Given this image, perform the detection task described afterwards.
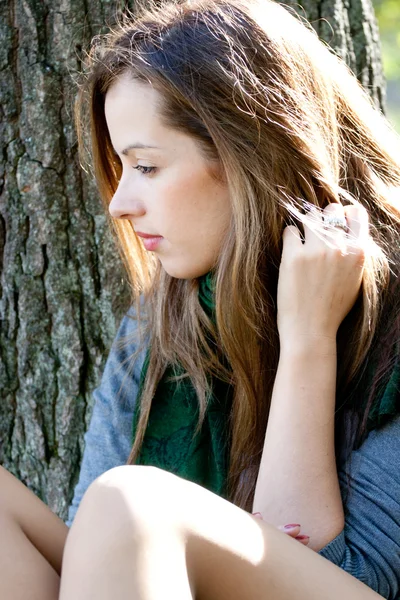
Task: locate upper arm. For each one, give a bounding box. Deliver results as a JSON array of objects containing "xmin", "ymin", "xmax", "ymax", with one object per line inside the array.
[
  {"xmin": 65, "ymin": 305, "xmax": 147, "ymax": 528},
  {"xmin": 318, "ymin": 415, "xmax": 400, "ymax": 599}
]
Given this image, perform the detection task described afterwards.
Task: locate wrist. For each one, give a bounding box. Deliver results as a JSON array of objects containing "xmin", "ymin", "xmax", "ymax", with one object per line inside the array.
[
  {"xmin": 277, "ymin": 315, "xmax": 340, "ymax": 344},
  {"xmin": 279, "ymin": 333, "xmax": 337, "ymax": 357}
]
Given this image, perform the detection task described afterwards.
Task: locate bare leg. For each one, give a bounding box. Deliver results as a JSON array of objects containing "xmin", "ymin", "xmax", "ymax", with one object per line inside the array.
[
  {"xmin": 60, "ymin": 465, "xmax": 384, "ymax": 600},
  {"xmin": 0, "ymin": 465, "xmax": 69, "ymax": 599},
  {"xmin": 60, "ymin": 466, "xmax": 195, "ymax": 599}
]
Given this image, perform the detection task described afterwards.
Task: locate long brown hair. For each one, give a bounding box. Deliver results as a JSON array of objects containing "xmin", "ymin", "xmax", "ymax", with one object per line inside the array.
[{"xmin": 75, "ymin": 0, "xmax": 400, "ymax": 512}]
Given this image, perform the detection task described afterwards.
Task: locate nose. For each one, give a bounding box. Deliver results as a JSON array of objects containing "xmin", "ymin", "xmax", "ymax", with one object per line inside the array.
[{"xmin": 108, "ymin": 185, "xmax": 146, "ymax": 220}]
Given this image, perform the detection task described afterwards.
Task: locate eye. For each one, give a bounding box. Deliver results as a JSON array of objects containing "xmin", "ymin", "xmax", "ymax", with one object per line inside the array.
[{"xmin": 133, "ymin": 165, "xmax": 156, "ymax": 175}]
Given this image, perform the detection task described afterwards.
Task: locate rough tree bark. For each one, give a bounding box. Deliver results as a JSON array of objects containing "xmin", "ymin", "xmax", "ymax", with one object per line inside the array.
[{"xmin": 0, "ymin": 0, "xmax": 386, "ymax": 522}]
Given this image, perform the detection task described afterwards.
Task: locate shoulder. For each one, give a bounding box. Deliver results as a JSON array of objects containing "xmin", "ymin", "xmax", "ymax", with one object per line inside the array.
[
  {"xmin": 110, "ymin": 297, "xmax": 150, "ymax": 360},
  {"xmin": 96, "ymin": 297, "xmax": 150, "ymax": 404}
]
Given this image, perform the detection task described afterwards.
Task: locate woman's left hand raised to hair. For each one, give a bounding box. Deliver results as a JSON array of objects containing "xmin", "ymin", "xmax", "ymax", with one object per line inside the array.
[{"xmin": 277, "ymin": 202, "xmax": 369, "ymax": 344}]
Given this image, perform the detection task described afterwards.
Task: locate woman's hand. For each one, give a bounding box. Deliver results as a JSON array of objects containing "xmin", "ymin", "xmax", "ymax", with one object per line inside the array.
[
  {"xmin": 252, "ymin": 513, "xmax": 310, "ymax": 546},
  {"xmin": 277, "ymin": 202, "xmax": 369, "ymax": 343},
  {"xmin": 277, "ymin": 523, "xmax": 310, "ymax": 546}
]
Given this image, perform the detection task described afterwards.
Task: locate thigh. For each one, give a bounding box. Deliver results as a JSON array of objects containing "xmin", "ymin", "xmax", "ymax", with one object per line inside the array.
[
  {"xmin": 185, "ymin": 497, "xmax": 382, "ymax": 600},
  {"xmin": 157, "ymin": 472, "xmax": 382, "ymax": 600},
  {"xmin": 89, "ymin": 465, "xmax": 383, "ymax": 600},
  {"xmin": 0, "ymin": 465, "xmax": 69, "ymax": 576},
  {"xmin": 0, "ymin": 514, "xmax": 60, "ymax": 600}
]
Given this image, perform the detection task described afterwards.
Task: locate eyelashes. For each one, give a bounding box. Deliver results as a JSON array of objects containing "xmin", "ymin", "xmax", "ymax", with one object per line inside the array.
[
  {"xmin": 133, "ymin": 165, "xmax": 156, "ymax": 175},
  {"xmin": 109, "ymin": 148, "xmax": 156, "ymax": 176}
]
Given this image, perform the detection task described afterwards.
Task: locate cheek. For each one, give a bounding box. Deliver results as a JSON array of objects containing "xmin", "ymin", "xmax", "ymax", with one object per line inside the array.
[
  {"xmin": 161, "ymin": 172, "xmax": 209, "ymax": 222},
  {"xmin": 157, "ymin": 163, "xmax": 230, "ymax": 245}
]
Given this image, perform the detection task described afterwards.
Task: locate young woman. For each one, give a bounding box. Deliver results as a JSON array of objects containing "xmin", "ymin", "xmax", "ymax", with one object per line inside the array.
[{"xmin": 1, "ymin": 0, "xmax": 399, "ymax": 598}]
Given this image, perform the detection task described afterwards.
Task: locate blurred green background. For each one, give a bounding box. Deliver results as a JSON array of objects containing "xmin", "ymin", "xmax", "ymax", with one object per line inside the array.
[{"xmin": 373, "ymin": 0, "xmax": 400, "ymax": 132}]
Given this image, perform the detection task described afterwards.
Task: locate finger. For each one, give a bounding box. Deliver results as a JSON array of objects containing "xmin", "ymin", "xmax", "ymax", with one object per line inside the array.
[
  {"xmin": 295, "ymin": 535, "xmax": 310, "ymax": 546},
  {"xmin": 322, "ymin": 202, "xmax": 347, "ymax": 236},
  {"xmin": 302, "ymin": 205, "xmax": 325, "ymax": 248},
  {"xmin": 323, "ymin": 201, "xmax": 345, "ymax": 217},
  {"xmin": 320, "ymin": 202, "xmax": 348, "ymax": 250},
  {"xmin": 323, "ymin": 202, "xmax": 346, "ymax": 221},
  {"xmin": 282, "ymin": 225, "xmax": 302, "ymax": 242},
  {"xmin": 277, "ymin": 524, "xmax": 301, "ymax": 537},
  {"xmin": 281, "ymin": 225, "xmax": 303, "ymax": 257},
  {"xmin": 344, "ymin": 203, "xmax": 369, "ymax": 242},
  {"xmin": 252, "ymin": 512, "xmax": 263, "ymax": 520}
]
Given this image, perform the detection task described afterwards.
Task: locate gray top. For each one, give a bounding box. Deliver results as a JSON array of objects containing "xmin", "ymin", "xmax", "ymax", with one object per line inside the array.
[{"xmin": 66, "ymin": 307, "xmax": 400, "ymax": 600}]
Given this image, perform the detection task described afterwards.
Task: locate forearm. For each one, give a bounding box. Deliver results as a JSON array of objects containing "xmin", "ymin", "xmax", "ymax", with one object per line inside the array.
[{"xmin": 252, "ymin": 335, "xmax": 344, "ymax": 552}]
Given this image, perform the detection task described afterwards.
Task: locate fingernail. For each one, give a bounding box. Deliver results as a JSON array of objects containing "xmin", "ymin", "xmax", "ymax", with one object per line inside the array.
[
  {"xmin": 252, "ymin": 512, "xmax": 263, "ymax": 519},
  {"xmin": 284, "ymin": 523, "xmax": 301, "ymax": 529},
  {"xmin": 295, "ymin": 535, "xmax": 310, "ymax": 540}
]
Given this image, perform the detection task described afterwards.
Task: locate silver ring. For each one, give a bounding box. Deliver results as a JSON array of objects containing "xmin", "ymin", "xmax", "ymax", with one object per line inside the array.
[{"xmin": 323, "ymin": 214, "xmax": 348, "ymax": 232}]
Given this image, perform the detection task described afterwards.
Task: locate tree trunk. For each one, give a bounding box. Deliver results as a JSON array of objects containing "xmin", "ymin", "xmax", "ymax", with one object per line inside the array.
[{"xmin": 0, "ymin": 0, "xmax": 386, "ymax": 522}]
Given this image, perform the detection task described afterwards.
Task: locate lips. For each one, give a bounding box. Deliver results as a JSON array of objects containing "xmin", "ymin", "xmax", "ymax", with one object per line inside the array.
[
  {"xmin": 135, "ymin": 231, "xmax": 164, "ymax": 251},
  {"xmin": 135, "ymin": 231, "xmax": 163, "ymax": 239}
]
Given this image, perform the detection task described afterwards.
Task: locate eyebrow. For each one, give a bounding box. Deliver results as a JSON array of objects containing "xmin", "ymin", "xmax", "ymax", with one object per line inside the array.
[{"xmin": 115, "ymin": 143, "xmax": 161, "ymax": 156}]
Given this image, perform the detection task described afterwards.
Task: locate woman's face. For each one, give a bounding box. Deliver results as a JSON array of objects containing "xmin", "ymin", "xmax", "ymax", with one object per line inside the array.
[{"xmin": 104, "ymin": 73, "xmax": 232, "ymax": 279}]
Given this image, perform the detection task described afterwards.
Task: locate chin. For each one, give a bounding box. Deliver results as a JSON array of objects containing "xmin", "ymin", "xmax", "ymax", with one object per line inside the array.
[{"xmin": 160, "ymin": 260, "xmax": 212, "ymax": 280}]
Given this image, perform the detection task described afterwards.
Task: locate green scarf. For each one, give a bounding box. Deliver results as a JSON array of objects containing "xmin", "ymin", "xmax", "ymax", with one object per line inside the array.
[
  {"xmin": 131, "ymin": 272, "xmax": 233, "ymax": 498},
  {"xmin": 365, "ymin": 353, "xmax": 400, "ymax": 430},
  {"xmin": 132, "ymin": 272, "xmax": 399, "ymax": 493}
]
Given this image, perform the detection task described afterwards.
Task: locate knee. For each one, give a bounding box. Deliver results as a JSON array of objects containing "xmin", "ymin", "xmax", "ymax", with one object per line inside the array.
[{"xmin": 73, "ymin": 465, "xmax": 183, "ymax": 537}]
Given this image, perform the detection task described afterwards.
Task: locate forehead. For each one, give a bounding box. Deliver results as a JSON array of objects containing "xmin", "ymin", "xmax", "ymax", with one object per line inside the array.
[
  {"xmin": 104, "ymin": 74, "xmax": 167, "ymax": 145},
  {"xmin": 105, "ymin": 73, "xmax": 160, "ymax": 112},
  {"xmin": 103, "ymin": 72, "xmax": 211, "ymax": 165}
]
